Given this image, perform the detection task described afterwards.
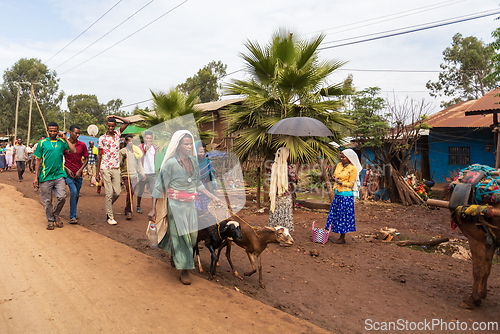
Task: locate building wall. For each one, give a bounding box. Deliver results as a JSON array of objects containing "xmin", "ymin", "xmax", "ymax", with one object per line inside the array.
[{"xmin": 428, "ymin": 128, "xmax": 495, "ymax": 183}]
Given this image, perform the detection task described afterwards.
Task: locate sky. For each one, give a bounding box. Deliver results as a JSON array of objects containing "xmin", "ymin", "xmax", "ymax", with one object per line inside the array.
[{"xmin": 0, "ymin": 0, "xmax": 499, "ymax": 115}]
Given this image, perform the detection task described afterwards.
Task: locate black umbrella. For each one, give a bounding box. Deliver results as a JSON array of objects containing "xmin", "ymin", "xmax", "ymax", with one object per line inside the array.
[{"xmin": 267, "ymin": 117, "xmax": 333, "ymax": 137}]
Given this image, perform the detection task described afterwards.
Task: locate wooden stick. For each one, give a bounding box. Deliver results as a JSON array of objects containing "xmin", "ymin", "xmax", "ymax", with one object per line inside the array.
[
  {"xmin": 426, "ymin": 198, "xmax": 500, "ymax": 217},
  {"xmin": 396, "ymin": 237, "xmax": 449, "ymax": 247}
]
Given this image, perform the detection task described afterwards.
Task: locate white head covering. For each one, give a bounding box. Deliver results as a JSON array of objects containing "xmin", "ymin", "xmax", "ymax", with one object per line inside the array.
[
  {"xmin": 270, "ymin": 147, "xmax": 290, "ymax": 213},
  {"xmin": 161, "ymin": 130, "xmax": 196, "ymax": 167},
  {"xmin": 149, "ymin": 130, "xmax": 196, "ymax": 243},
  {"xmin": 341, "ymin": 149, "xmax": 362, "ymax": 192}
]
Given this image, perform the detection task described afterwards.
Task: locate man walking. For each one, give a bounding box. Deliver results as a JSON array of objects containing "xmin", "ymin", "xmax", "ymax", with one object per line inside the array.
[
  {"xmin": 96, "ymin": 115, "xmax": 130, "ymax": 225},
  {"xmin": 64, "ymin": 125, "xmax": 89, "ymax": 224},
  {"xmin": 33, "ymin": 122, "xmax": 76, "ymax": 230},
  {"xmin": 137, "ymin": 130, "xmax": 158, "ymax": 214},
  {"xmin": 13, "ymin": 137, "xmax": 27, "ymax": 181},
  {"xmin": 120, "ymin": 134, "xmax": 145, "ymax": 220},
  {"xmin": 87, "ymin": 141, "xmax": 98, "ymax": 185}
]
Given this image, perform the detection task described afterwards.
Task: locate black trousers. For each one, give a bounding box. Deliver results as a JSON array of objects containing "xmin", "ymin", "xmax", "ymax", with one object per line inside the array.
[{"xmin": 16, "ymin": 161, "xmax": 25, "ymax": 181}]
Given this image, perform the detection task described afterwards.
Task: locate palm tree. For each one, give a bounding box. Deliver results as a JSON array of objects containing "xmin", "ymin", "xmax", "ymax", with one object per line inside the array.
[
  {"xmin": 137, "ymin": 88, "xmax": 213, "ymax": 153},
  {"xmin": 224, "ymin": 29, "xmax": 353, "ymax": 165}
]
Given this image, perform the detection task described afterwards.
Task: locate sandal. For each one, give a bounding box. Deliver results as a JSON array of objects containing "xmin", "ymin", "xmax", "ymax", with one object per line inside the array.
[
  {"xmin": 46, "ymin": 222, "xmax": 55, "ymax": 230},
  {"xmin": 54, "ymin": 217, "xmax": 63, "ymax": 228},
  {"xmin": 69, "ymin": 218, "xmax": 78, "ymax": 224}
]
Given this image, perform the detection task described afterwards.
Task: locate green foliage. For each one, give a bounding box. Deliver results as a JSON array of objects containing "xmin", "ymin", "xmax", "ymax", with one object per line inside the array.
[
  {"xmin": 136, "ymin": 89, "xmax": 213, "ymax": 152},
  {"xmin": 488, "ymin": 26, "xmax": 500, "ymax": 83},
  {"xmin": 426, "ymin": 33, "xmax": 497, "ymax": 108},
  {"xmin": 66, "ymin": 94, "xmax": 125, "ymax": 136},
  {"xmin": 177, "ymin": 61, "xmax": 227, "ymax": 103},
  {"xmin": 224, "ymin": 29, "xmax": 353, "ymax": 164},
  {"xmin": 348, "ymin": 87, "xmax": 389, "ymax": 148},
  {"xmin": 0, "ymin": 58, "xmax": 63, "ymax": 141}
]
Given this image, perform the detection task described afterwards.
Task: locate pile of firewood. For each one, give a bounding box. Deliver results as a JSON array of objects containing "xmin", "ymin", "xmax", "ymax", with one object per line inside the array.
[{"xmin": 391, "ymin": 169, "xmax": 427, "ymax": 206}]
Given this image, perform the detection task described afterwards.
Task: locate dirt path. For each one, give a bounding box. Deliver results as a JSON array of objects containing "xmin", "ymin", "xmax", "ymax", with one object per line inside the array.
[
  {"xmin": 2, "ymin": 171, "xmax": 500, "ymax": 333},
  {"xmin": 0, "ymin": 183, "xmax": 325, "ymax": 333}
]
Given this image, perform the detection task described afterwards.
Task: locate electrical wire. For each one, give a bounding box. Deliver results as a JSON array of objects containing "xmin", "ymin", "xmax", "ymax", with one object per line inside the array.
[
  {"xmin": 308, "ymin": 0, "xmax": 467, "ymax": 37},
  {"xmin": 54, "ymin": 0, "xmax": 156, "ymax": 70},
  {"xmin": 45, "ymin": 0, "xmax": 123, "ymax": 63},
  {"xmin": 59, "ymin": 0, "xmax": 189, "ymax": 76},
  {"xmin": 319, "ymin": 9, "xmax": 500, "ymax": 50}
]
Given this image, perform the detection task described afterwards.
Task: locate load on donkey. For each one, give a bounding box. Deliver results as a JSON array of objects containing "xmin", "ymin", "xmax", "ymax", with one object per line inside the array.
[{"xmin": 427, "ymin": 164, "xmax": 500, "ymax": 309}]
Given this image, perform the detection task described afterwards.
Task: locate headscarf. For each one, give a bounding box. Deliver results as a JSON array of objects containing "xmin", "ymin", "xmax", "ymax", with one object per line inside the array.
[
  {"xmin": 195, "ymin": 141, "xmax": 216, "ymax": 191},
  {"xmin": 149, "ymin": 130, "xmax": 196, "ymax": 243},
  {"xmin": 269, "ymin": 147, "xmax": 290, "ymax": 213},
  {"xmin": 341, "ymin": 149, "xmax": 362, "ymax": 192}
]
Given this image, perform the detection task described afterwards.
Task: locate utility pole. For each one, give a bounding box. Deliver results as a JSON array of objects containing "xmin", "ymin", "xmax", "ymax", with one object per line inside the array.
[
  {"xmin": 14, "ymin": 80, "xmax": 21, "ymax": 142},
  {"xmin": 27, "ymin": 83, "xmax": 34, "ymax": 145}
]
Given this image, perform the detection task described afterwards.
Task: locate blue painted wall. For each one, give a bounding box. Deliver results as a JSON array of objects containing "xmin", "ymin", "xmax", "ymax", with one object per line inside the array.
[{"xmin": 428, "ymin": 128, "xmax": 495, "ymax": 182}]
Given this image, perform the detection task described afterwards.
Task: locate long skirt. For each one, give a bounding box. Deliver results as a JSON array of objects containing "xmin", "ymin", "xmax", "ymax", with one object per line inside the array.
[
  {"xmin": 0, "ymin": 155, "xmax": 5, "ymax": 169},
  {"xmin": 326, "ymin": 195, "xmax": 356, "ymax": 234},
  {"xmin": 268, "ymin": 194, "xmax": 294, "ymax": 231},
  {"xmin": 158, "ymin": 199, "xmax": 198, "ymax": 270}
]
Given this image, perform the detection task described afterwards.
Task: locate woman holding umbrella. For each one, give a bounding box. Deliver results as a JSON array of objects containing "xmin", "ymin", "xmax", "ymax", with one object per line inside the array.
[{"xmin": 326, "ymin": 149, "xmax": 361, "ymax": 244}]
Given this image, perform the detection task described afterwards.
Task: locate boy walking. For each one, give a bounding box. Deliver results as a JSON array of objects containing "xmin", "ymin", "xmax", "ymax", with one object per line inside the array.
[
  {"xmin": 33, "ymin": 122, "xmax": 76, "ymax": 230},
  {"xmin": 96, "ymin": 115, "xmax": 130, "ymax": 225},
  {"xmin": 120, "ymin": 134, "xmax": 145, "ymax": 220},
  {"xmin": 64, "ymin": 125, "xmax": 89, "ymax": 224}
]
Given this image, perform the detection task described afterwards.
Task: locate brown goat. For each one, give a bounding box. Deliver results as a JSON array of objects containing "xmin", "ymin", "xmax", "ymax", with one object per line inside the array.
[{"xmin": 217, "ymin": 218, "xmax": 294, "ymax": 288}]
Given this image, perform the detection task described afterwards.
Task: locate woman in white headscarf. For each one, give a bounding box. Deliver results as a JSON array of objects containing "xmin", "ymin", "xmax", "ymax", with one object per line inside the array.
[
  {"xmin": 326, "ymin": 149, "xmax": 362, "ymax": 244},
  {"xmin": 268, "ymin": 147, "xmax": 297, "ymax": 231},
  {"xmin": 148, "ymin": 130, "xmax": 219, "ymax": 285}
]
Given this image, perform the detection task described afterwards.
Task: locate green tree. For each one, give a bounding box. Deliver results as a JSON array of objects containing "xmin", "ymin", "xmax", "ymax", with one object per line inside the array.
[
  {"xmin": 66, "ymin": 94, "xmax": 126, "ymax": 136},
  {"xmin": 0, "ymin": 58, "xmax": 64, "ymax": 142},
  {"xmin": 177, "ymin": 61, "xmax": 227, "ymax": 103},
  {"xmin": 348, "ymin": 87, "xmax": 389, "ymax": 149},
  {"xmin": 488, "ymin": 26, "xmax": 500, "ymax": 83},
  {"xmin": 137, "ymin": 88, "xmax": 213, "ymax": 152},
  {"xmin": 224, "ymin": 29, "xmax": 353, "ymax": 165},
  {"xmin": 426, "ymin": 33, "xmax": 497, "ymax": 108}
]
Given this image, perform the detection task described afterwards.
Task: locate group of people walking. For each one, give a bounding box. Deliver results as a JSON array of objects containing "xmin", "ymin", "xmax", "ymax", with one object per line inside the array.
[
  {"xmin": 15, "ymin": 114, "xmax": 361, "ymax": 285},
  {"xmin": 0, "ymin": 139, "xmax": 33, "ymax": 180}
]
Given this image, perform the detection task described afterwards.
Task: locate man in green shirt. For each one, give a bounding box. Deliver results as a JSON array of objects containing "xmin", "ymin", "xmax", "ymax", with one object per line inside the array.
[{"xmin": 33, "ymin": 122, "xmax": 76, "ymax": 230}]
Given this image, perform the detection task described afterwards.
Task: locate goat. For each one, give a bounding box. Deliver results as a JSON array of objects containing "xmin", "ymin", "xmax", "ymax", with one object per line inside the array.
[
  {"xmin": 217, "ymin": 218, "xmax": 294, "ymax": 288},
  {"xmin": 194, "ymin": 219, "xmax": 243, "ymax": 279}
]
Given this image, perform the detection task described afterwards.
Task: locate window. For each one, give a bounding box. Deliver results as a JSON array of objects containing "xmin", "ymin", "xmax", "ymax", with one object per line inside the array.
[{"xmin": 448, "ymin": 146, "xmax": 470, "ymax": 165}]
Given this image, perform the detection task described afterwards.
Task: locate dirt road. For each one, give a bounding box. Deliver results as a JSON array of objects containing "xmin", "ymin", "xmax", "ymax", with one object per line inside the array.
[{"xmin": 0, "ymin": 183, "xmax": 325, "ymax": 333}]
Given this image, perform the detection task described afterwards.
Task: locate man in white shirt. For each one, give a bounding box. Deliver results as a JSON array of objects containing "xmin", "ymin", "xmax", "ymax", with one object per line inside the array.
[{"xmin": 136, "ymin": 131, "xmax": 157, "ymax": 214}]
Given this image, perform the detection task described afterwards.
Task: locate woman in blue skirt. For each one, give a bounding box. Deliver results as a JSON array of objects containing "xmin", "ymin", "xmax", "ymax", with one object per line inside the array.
[{"xmin": 326, "ymin": 149, "xmax": 361, "ymax": 244}]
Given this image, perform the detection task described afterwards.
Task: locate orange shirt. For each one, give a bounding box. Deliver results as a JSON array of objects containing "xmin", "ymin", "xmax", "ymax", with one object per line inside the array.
[{"xmin": 333, "ymin": 163, "xmax": 357, "ymax": 192}]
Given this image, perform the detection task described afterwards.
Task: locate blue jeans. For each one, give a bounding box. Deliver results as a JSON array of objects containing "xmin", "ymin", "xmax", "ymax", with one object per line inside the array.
[{"xmin": 65, "ymin": 176, "xmax": 83, "ymax": 219}]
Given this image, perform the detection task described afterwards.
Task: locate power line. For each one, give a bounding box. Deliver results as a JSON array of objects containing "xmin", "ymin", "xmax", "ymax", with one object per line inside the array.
[
  {"xmin": 59, "ymin": 0, "xmax": 189, "ymax": 76},
  {"xmin": 319, "ymin": 9, "xmax": 500, "ymax": 50},
  {"xmin": 308, "ymin": 0, "xmax": 467, "ymax": 37},
  {"xmin": 54, "ymin": 0, "xmax": 156, "ymax": 70},
  {"xmin": 45, "ymin": 0, "xmax": 123, "ymax": 63},
  {"xmin": 122, "ymin": 67, "xmax": 244, "ymax": 108}
]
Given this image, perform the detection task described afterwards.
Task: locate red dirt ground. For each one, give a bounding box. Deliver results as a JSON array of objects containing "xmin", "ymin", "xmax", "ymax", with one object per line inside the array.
[{"xmin": 2, "ymin": 170, "xmax": 499, "ymax": 333}]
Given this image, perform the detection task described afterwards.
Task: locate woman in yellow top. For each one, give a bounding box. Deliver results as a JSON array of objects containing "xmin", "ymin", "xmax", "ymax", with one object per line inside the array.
[{"xmin": 326, "ymin": 149, "xmax": 361, "ymax": 244}]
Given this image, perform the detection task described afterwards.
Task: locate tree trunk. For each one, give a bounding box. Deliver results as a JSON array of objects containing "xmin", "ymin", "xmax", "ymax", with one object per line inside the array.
[
  {"xmin": 262, "ymin": 157, "xmax": 272, "ymax": 204},
  {"xmin": 256, "ymin": 167, "xmax": 261, "ymax": 209}
]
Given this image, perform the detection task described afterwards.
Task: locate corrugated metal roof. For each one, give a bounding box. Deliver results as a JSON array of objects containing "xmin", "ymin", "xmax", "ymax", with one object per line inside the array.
[
  {"xmin": 464, "ymin": 88, "xmax": 500, "ymax": 114},
  {"xmin": 425, "ymin": 100, "xmax": 493, "ymax": 128}
]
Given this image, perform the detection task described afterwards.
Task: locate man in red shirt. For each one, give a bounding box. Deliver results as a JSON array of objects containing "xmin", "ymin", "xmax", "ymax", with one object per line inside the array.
[{"xmin": 64, "ymin": 125, "xmax": 89, "ymax": 224}]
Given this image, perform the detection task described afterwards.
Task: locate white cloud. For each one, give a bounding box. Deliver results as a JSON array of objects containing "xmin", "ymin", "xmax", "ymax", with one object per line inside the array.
[{"xmin": 0, "ymin": 0, "xmax": 498, "ymax": 114}]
